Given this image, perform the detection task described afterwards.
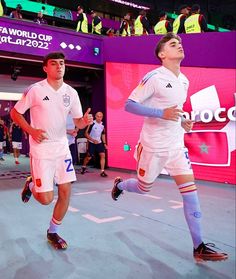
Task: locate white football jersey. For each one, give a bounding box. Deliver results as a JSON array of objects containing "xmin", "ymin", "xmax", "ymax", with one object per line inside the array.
[
  {"xmin": 128, "ymin": 66, "xmax": 189, "ymax": 152},
  {"xmin": 15, "ymin": 79, "xmax": 83, "ymax": 159}
]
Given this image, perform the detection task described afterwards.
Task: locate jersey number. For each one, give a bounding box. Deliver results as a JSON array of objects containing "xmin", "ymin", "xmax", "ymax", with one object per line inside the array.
[{"xmin": 65, "ymin": 159, "xmax": 73, "ymax": 172}]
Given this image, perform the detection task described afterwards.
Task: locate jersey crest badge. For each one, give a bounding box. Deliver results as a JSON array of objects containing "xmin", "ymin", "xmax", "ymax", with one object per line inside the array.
[
  {"xmin": 63, "ymin": 94, "xmax": 70, "ymax": 107},
  {"xmin": 139, "ymin": 168, "xmax": 145, "ymax": 177}
]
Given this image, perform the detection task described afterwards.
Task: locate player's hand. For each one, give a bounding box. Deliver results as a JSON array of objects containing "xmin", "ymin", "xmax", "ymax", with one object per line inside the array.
[
  {"xmin": 83, "ymin": 108, "xmax": 93, "ymax": 126},
  {"xmin": 162, "ymin": 105, "xmax": 183, "ymax": 121},
  {"xmin": 31, "ymin": 129, "xmax": 48, "ymax": 143},
  {"xmin": 181, "ymin": 119, "xmax": 194, "ymax": 132}
]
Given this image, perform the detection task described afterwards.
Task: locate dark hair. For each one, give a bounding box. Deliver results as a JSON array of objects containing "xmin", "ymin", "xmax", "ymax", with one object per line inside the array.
[
  {"xmin": 159, "ymin": 10, "xmax": 166, "ymax": 18},
  {"xmin": 178, "ymin": 4, "xmax": 189, "ymax": 12},
  {"xmin": 16, "ymin": 4, "xmax": 22, "ymax": 9},
  {"xmin": 155, "ymin": 32, "xmax": 182, "ymax": 61},
  {"xmin": 191, "ymin": 4, "xmax": 200, "ymax": 12},
  {"xmin": 139, "ymin": 10, "xmax": 146, "ymax": 16},
  {"xmin": 43, "ymin": 52, "xmax": 65, "ymax": 66}
]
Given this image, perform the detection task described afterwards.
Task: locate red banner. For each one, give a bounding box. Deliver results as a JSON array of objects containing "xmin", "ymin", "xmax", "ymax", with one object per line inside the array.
[{"xmin": 184, "ymin": 131, "xmax": 229, "ymax": 166}]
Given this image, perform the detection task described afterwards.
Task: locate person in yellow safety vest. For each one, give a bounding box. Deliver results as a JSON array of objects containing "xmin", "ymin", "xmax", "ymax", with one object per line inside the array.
[
  {"xmin": 134, "ymin": 10, "xmax": 150, "ymax": 35},
  {"xmin": 184, "ymin": 4, "xmax": 207, "ymax": 33},
  {"xmin": 154, "ymin": 11, "xmax": 172, "ymax": 35},
  {"xmin": 90, "ymin": 10, "xmax": 102, "ymax": 35},
  {"xmin": 0, "ymin": 0, "xmax": 7, "ymax": 16},
  {"xmin": 173, "ymin": 4, "xmax": 191, "ymax": 34},
  {"xmin": 76, "ymin": 5, "xmax": 88, "ymax": 33},
  {"xmin": 119, "ymin": 13, "xmax": 131, "ymax": 36}
]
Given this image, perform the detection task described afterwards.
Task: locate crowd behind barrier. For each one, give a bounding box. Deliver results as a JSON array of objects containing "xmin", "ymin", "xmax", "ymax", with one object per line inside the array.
[{"xmin": 0, "ymin": 0, "xmax": 233, "ymax": 38}]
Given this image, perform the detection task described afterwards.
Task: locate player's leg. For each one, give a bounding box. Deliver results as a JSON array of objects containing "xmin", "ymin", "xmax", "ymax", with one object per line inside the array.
[
  {"xmin": 21, "ymin": 157, "xmax": 54, "ymax": 204},
  {"xmin": 47, "ymin": 154, "xmax": 76, "ymax": 249},
  {"xmin": 16, "ymin": 142, "xmax": 22, "ymax": 164},
  {"xmin": 168, "ymin": 148, "xmax": 228, "ymax": 261},
  {"xmin": 0, "ymin": 142, "xmax": 4, "ymax": 161},
  {"xmin": 97, "ymin": 143, "xmax": 107, "ymax": 177},
  {"xmin": 81, "ymin": 142, "xmax": 93, "ymax": 174},
  {"xmin": 112, "ymin": 145, "xmax": 166, "ymax": 200},
  {"xmin": 12, "ymin": 142, "xmax": 18, "ymax": 164}
]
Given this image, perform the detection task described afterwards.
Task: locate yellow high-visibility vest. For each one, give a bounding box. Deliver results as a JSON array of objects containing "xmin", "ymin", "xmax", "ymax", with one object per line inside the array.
[
  {"xmin": 0, "ymin": 3, "xmax": 4, "ymax": 16},
  {"xmin": 173, "ymin": 14, "xmax": 183, "ymax": 34},
  {"xmin": 154, "ymin": 20, "xmax": 168, "ymax": 34},
  {"xmin": 76, "ymin": 13, "xmax": 88, "ymax": 33},
  {"xmin": 121, "ymin": 21, "xmax": 130, "ymax": 36},
  {"xmin": 134, "ymin": 15, "xmax": 148, "ymax": 35},
  {"xmin": 92, "ymin": 18, "xmax": 102, "ymax": 34},
  {"xmin": 184, "ymin": 14, "xmax": 201, "ymax": 33}
]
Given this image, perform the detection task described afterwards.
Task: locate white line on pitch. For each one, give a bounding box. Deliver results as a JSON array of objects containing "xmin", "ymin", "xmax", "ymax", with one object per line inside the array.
[
  {"xmin": 68, "ymin": 206, "xmax": 80, "ymax": 212},
  {"xmin": 143, "ymin": 194, "xmax": 162, "ymax": 200},
  {"xmin": 74, "ymin": 191, "xmax": 98, "ymax": 195},
  {"xmin": 152, "ymin": 209, "xmax": 164, "ymax": 213},
  {"xmin": 168, "ymin": 200, "xmax": 183, "ymax": 209},
  {"xmin": 82, "ymin": 214, "xmax": 124, "ymax": 223},
  {"xmin": 131, "ymin": 213, "xmax": 140, "ymax": 216}
]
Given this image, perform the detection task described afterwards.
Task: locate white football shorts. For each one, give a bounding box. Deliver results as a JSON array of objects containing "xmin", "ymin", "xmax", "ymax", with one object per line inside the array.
[{"xmin": 31, "ymin": 152, "xmax": 76, "ymax": 193}]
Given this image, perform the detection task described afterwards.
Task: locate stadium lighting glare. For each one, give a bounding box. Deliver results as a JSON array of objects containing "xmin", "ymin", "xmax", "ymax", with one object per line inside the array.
[{"xmin": 107, "ymin": 0, "xmax": 150, "ymax": 10}]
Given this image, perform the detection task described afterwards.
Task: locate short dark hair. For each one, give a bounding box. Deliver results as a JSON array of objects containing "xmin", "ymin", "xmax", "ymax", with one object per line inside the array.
[
  {"xmin": 178, "ymin": 4, "xmax": 189, "ymax": 12},
  {"xmin": 139, "ymin": 10, "xmax": 146, "ymax": 16},
  {"xmin": 159, "ymin": 10, "xmax": 166, "ymax": 18},
  {"xmin": 43, "ymin": 52, "xmax": 65, "ymax": 66},
  {"xmin": 155, "ymin": 32, "xmax": 182, "ymax": 61},
  {"xmin": 191, "ymin": 4, "xmax": 200, "ymax": 12},
  {"xmin": 16, "ymin": 4, "xmax": 22, "ymax": 9}
]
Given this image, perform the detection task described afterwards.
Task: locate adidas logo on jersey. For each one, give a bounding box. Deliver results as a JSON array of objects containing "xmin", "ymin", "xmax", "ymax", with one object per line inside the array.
[
  {"xmin": 43, "ymin": 96, "xmax": 50, "ymax": 100},
  {"xmin": 166, "ymin": 83, "xmax": 172, "ymax": 88}
]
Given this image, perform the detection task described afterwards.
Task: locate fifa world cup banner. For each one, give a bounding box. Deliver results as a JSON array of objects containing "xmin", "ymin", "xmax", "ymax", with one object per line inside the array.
[
  {"xmin": 106, "ymin": 62, "xmax": 236, "ymax": 184},
  {"xmin": 0, "ymin": 17, "xmax": 102, "ymax": 65}
]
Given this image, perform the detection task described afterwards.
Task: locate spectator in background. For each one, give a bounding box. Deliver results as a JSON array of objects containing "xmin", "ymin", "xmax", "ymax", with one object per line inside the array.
[
  {"xmin": 81, "ymin": 111, "xmax": 108, "ymax": 177},
  {"xmin": 173, "ymin": 5, "xmax": 191, "ymax": 34},
  {"xmin": 2, "ymin": 119, "xmax": 9, "ymax": 155},
  {"xmin": 154, "ymin": 11, "xmax": 172, "ymax": 35},
  {"xmin": 90, "ymin": 10, "xmax": 102, "ymax": 35},
  {"xmin": 106, "ymin": 28, "xmax": 115, "ymax": 37},
  {"xmin": 76, "ymin": 5, "xmax": 88, "ymax": 33},
  {"xmin": 0, "ymin": 0, "xmax": 7, "ymax": 16},
  {"xmin": 10, "ymin": 4, "xmax": 23, "ymax": 19},
  {"xmin": 0, "ymin": 118, "xmax": 6, "ymax": 161},
  {"xmin": 134, "ymin": 10, "xmax": 150, "ymax": 35},
  {"xmin": 34, "ymin": 11, "xmax": 48, "ymax": 25},
  {"xmin": 119, "ymin": 13, "xmax": 131, "ymax": 36},
  {"xmin": 184, "ymin": 4, "xmax": 207, "ymax": 33},
  {"xmin": 66, "ymin": 113, "xmax": 78, "ymax": 165},
  {"xmin": 10, "ymin": 121, "xmax": 27, "ymax": 164}
]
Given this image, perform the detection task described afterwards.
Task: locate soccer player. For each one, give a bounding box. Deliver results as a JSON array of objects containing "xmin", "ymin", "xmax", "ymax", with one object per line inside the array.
[
  {"xmin": 10, "ymin": 52, "xmax": 93, "ymax": 250},
  {"xmin": 111, "ymin": 33, "xmax": 228, "ymax": 262}
]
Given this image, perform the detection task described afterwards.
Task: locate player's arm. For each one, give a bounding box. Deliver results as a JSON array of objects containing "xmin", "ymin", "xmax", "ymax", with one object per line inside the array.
[
  {"xmin": 10, "ymin": 108, "xmax": 47, "ymax": 143},
  {"xmin": 101, "ymin": 129, "xmax": 107, "ymax": 147},
  {"xmin": 181, "ymin": 117, "xmax": 194, "ymax": 132},
  {"xmin": 73, "ymin": 108, "xmax": 93, "ymax": 130},
  {"xmin": 125, "ymin": 99, "xmax": 183, "ymax": 121},
  {"xmin": 84, "ymin": 124, "xmax": 98, "ymax": 144}
]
